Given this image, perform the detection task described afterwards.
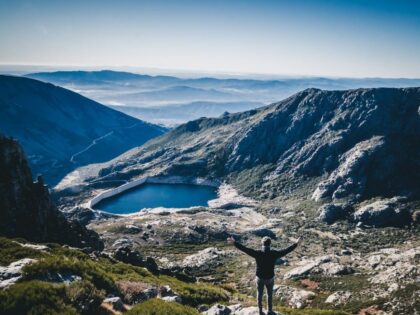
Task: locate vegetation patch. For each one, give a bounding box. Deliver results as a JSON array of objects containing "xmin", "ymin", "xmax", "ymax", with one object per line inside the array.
[{"xmin": 126, "ymin": 299, "xmax": 199, "ymax": 315}]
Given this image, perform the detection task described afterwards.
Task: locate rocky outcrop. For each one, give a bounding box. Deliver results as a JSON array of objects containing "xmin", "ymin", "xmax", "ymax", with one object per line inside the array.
[
  {"xmin": 274, "ymin": 285, "xmax": 316, "ymax": 309},
  {"xmin": 0, "ymin": 135, "xmax": 103, "ymax": 249},
  {"xmin": 284, "ymin": 255, "xmax": 353, "ymax": 279},
  {"xmin": 317, "ymin": 203, "xmax": 351, "ymax": 224},
  {"xmin": 353, "ymin": 197, "xmax": 411, "ymax": 227},
  {"xmin": 312, "ymin": 136, "xmax": 386, "ymax": 201},
  {"xmin": 0, "ymin": 258, "xmax": 37, "ymax": 289}
]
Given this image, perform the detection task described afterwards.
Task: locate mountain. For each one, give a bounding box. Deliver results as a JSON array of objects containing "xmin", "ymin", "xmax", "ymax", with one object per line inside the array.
[
  {"xmin": 25, "ymin": 70, "xmax": 420, "ymax": 126},
  {"xmin": 55, "ymin": 87, "xmax": 420, "ymax": 315},
  {"xmin": 59, "ymin": 87, "xmax": 420, "ymax": 222},
  {"xmin": 0, "ymin": 75, "xmax": 166, "ymax": 185},
  {"xmin": 0, "ymin": 134, "xmax": 102, "ymax": 249}
]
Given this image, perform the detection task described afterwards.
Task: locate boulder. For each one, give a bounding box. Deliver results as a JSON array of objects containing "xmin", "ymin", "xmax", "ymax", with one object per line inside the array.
[
  {"xmin": 325, "ymin": 291, "xmax": 352, "ymax": 305},
  {"xmin": 113, "ymin": 246, "xmax": 144, "ymax": 267},
  {"xmin": 102, "ymin": 297, "xmax": 125, "ymax": 312},
  {"xmin": 178, "ymin": 247, "xmax": 230, "ymax": 269},
  {"xmin": 318, "ymin": 203, "xmax": 350, "ymax": 224},
  {"xmin": 284, "ymin": 255, "xmax": 352, "ymax": 279},
  {"xmin": 116, "ymin": 281, "xmax": 157, "ymax": 304},
  {"xmin": 202, "ymin": 304, "xmax": 231, "ymax": 315},
  {"xmin": 0, "ymin": 258, "xmax": 37, "ymax": 289},
  {"xmin": 353, "ymin": 197, "xmax": 411, "ymax": 227},
  {"xmin": 274, "ymin": 285, "xmax": 315, "ymax": 309}
]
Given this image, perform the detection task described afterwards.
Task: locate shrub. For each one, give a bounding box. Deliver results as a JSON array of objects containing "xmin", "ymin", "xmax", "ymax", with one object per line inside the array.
[
  {"xmin": 65, "ymin": 280, "xmax": 105, "ymax": 315},
  {"xmin": 0, "ymin": 237, "xmax": 44, "ymax": 265},
  {"xmin": 126, "ymin": 299, "xmax": 199, "ymax": 315},
  {"xmin": 22, "ymin": 256, "xmax": 116, "ymax": 292},
  {"xmin": 0, "ymin": 280, "xmax": 77, "ymax": 315}
]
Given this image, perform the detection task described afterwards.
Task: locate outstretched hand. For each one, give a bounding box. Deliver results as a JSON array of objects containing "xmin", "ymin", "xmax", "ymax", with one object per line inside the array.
[
  {"xmin": 227, "ymin": 236, "xmax": 236, "ymax": 244},
  {"xmin": 296, "ymin": 236, "xmax": 303, "ymax": 245}
]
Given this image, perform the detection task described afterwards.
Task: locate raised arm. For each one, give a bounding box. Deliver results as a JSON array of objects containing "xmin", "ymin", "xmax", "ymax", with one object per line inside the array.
[
  {"xmin": 274, "ymin": 237, "xmax": 302, "ymax": 258},
  {"xmin": 227, "ymin": 236, "xmax": 258, "ymax": 258}
]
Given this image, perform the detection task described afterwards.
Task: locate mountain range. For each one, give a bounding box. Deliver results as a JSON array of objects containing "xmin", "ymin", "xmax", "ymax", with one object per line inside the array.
[
  {"xmin": 26, "ymin": 70, "xmax": 420, "ymax": 126},
  {"xmin": 0, "ymin": 75, "xmax": 166, "ymax": 185}
]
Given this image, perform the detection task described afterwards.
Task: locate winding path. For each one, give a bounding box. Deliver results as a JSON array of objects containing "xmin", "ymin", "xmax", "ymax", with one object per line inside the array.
[{"xmin": 70, "ymin": 131, "xmax": 114, "ymax": 164}]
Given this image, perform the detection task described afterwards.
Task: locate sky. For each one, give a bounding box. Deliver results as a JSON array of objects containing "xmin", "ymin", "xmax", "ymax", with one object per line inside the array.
[{"xmin": 0, "ymin": 0, "xmax": 420, "ymax": 78}]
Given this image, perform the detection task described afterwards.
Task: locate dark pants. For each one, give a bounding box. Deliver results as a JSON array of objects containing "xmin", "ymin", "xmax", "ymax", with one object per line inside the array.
[{"xmin": 256, "ymin": 276, "xmax": 274, "ymax": 312}]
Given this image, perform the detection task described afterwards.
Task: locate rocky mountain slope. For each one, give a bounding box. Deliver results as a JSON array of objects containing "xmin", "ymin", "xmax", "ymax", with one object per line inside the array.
[
  {"xmin": 0, "ymin": 75, "xmax": 166, "ymax": 185},
  {"xmin": 60, "ymin": 87, "xmax": 419, "ymax": 223},
  {"xmin": 0, "ymin": 134, "xmax": 102, "ymax": 249},
  {"xmin": 53, "ymin": 87, "xmax": 419, "ymax": 314}
]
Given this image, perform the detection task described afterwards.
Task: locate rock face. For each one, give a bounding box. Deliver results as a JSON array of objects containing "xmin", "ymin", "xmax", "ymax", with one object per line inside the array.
[
  {"xmin": 0, "ymin": 135, "xmax": 103, "ymax": 249},
  {"xmin": 59, "ymin": 88, "xmax": 420, "ymax": 213},
  {"xmin": 284, "ymin": 255, "xmax": 353, "ymax": 279},
  {"xmin": 353, "ymin": 197, "xmax": 411, "ymax": 227},
  {"xmin": 317, "ymin": 203, "xmax": 350, "ymax": 224}
]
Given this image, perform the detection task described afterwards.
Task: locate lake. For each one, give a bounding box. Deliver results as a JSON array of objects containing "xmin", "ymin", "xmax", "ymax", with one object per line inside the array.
[{"xmin": 93, "ymin": 183, "xmax": 218, "ymax": 214}]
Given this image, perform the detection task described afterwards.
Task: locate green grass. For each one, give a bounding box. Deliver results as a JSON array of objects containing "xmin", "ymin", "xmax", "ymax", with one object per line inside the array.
[
  {"xmin": 0, "ymin": 237, "xmax": 45, "ymax": 265},
  {"xmin": 0, "ymin": 281, "xmax": 77, "ymax": 315},
  {"xmin": 126, "ymin": 299, "xmax": 199, "ymax": 315},
  {"xmin": 18, "ymin": 244, "xmax": 228, "ymax": 308},
  {"xmin": 276, "ymin": 307, "xmax": 350, "ymax": 315}
]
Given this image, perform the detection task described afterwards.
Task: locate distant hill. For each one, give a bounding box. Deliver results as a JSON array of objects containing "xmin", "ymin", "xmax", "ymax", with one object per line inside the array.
[
  {"xmin": 25, "ymin": 70, "xmax": 420, "ymax": 126},
  {"xmin": 0, "ymin": 75, "xmax": 166, "ymax": 185}
]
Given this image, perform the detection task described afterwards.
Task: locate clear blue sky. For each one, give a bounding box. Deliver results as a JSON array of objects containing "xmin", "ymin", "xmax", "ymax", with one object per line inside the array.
[{"xmin": 1, "ymin": 0, "xmax": 419, "ymax": 77}]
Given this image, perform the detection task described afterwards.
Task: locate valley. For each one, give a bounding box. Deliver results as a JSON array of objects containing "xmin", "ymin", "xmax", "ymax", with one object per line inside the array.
[{"xmin": 0, "ymin": 77, "xmax": 419, "ymax": 315}]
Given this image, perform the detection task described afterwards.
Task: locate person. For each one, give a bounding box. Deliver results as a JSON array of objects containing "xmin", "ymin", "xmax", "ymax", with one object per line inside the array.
[{"xmin": 227, "ymin": 235, "xmax": 302, "ymax": 315}]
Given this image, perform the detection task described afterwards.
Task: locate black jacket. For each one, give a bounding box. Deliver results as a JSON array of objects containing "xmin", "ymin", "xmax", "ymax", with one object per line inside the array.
[{"xmin": 234, "ymin": 241, "xmax": 297, "ymax": 279}]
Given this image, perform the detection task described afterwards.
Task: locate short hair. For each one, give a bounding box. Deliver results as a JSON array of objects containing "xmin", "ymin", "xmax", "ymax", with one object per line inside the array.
[{"xmin": 261, "ymin": 236, "xmax": 271, "ymax": 247}]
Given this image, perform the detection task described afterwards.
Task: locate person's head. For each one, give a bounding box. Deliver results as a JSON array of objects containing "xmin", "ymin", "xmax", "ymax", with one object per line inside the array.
[{"xmin": 261, "ymin": 236, "xmax": 271, "ymax": 248}]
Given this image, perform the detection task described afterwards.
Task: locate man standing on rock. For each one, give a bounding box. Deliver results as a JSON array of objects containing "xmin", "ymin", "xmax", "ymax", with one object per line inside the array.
[{"xmin": 227, "ymin": 235, "xmax": 302, "ymax": 315}]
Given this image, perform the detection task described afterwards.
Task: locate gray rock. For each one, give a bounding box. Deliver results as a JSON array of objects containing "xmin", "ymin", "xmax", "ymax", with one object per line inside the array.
[
  {"xmin": 202, "ymin": 304, "xmax": 231, "ymax": 315},
  {"xmin": 103, "ymin": 297, "xmax": 125, "ymax": 312},
  {"xmin": 312, "ymin": 137, "xmax": 386, "ymax": 201},
  {"xmin": 0, "ymin": 258, "xmax": 37, "ymax": 289},
  {"xmin": 318, "ymin": 203, "xmax": 350, "ymax": 224},
  {"xmin": 353, "ymin": 197, "xmax": 411, "ymax": 227},
  {"xmin": 325, "ymin": 291, "xmax": 352, "ymax": 305},
  {"xmin": 274, "ymin": 285, "xmax": 315, "ymax": 309}
]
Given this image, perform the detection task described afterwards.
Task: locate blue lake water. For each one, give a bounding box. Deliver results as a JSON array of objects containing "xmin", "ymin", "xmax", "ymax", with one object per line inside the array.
[{"xmin": 93, "ymin": 183, "xmax": 218, "ymax": 214}]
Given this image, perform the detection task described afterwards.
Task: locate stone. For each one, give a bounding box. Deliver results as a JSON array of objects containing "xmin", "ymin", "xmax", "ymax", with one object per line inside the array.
[
  {"xmin": 0, "ymin": 258, "xmax": 37, "ymax": 289},
  {"xmin": 353, "ymin": 197, "xmax": 411, "ymax": 227},
  {"xmin": 284, "ymin": 255, "xmax": 352, "ymax": 279},
  {"xmin": 160, "ymin": 295, "xmax": 182, "ymax": 303},
  {"xmin": 103, "ymin": 297, "xmax": 125, "ymax": 312},
  {"xmin": 325, "ymin": 291, "xmax": 352, "ymax": 305},
  {"xmin": 116, "ymin": 281, "xmax": 157, "ymax": 304},
  {"xmin": 202, "ymin": 304, "xmax": 231, "ymax": 315},
  {"xmin": 178, "ymin": 247, "xmax": 230, "ymax": 269},
  {"xmin": 274, "ymin": 285, "xmax": 315, "ymax": 309},
  {"xmin": 124, "ymin": 224, "xmax": 142, "ymax": 234},
  {"xmin": 112, "ymin": 237, "xmax": 133, "ymax": 248},
  {"xmin": 318, "ymin": 203, "xmax": 350, "ymax": 224}
]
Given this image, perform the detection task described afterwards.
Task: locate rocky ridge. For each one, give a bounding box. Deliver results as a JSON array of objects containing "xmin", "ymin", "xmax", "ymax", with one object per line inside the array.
[{"xmin": 0, "ymin": 134, "xmax": 103, "ymax": 249}]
